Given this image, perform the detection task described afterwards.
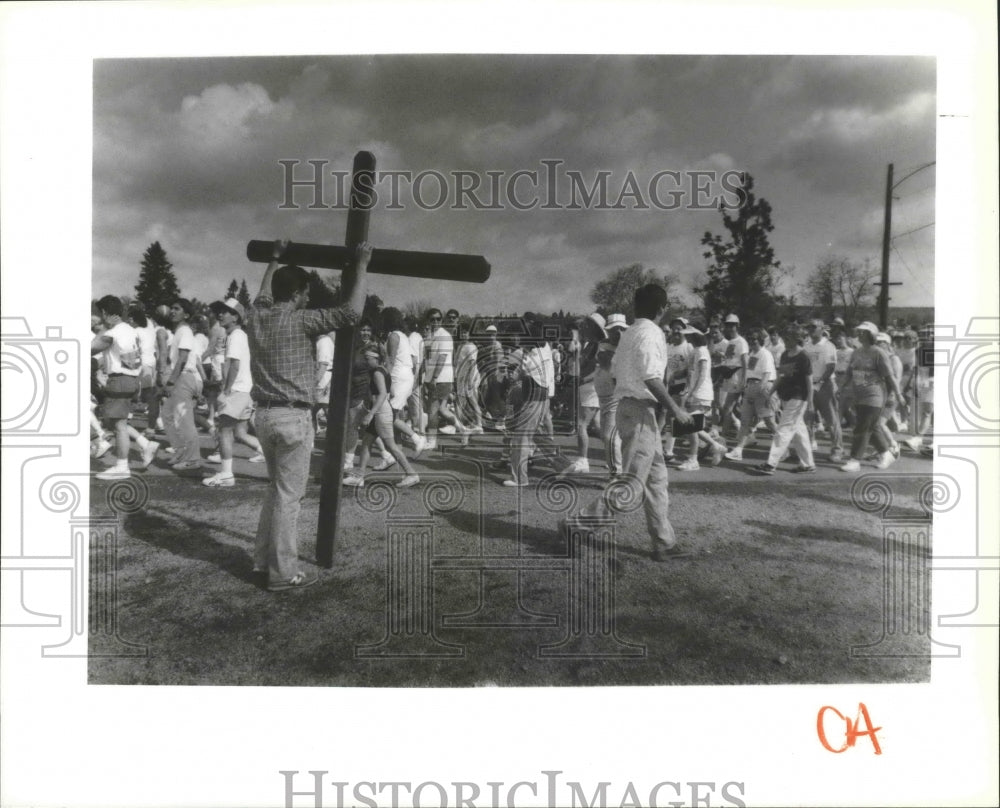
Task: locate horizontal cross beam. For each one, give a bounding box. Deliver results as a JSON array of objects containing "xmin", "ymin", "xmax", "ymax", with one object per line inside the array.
[{"xmin": 246, "ymin": 240, "xmax": 490, "ymax": 284}]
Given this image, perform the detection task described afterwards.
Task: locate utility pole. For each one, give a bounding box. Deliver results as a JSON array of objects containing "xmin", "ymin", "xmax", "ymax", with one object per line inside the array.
[{"xmin": 877, "ymin": 160, "xmax": 935, "ymax": 330}]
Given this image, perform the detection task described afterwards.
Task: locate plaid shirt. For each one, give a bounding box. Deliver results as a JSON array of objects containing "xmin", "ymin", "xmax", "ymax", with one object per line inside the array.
[{"xmin": 245, "ymin": 295, "xmax": 359, "ymax": 405}]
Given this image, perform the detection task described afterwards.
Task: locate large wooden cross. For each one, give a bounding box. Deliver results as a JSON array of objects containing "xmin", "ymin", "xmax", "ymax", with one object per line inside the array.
[{"xmin": 247, "ymin": 151, "xmax": 490, "ymax": 566}]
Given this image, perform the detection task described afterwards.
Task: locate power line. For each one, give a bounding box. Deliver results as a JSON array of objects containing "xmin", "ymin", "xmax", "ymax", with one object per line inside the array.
[
  {"xmin": 891, "ymin": 221, "xmax": 935, "ymax": 240},
  {"xmin": 891, "ymin": 243, "xmax": 934, "ymax": 299}
]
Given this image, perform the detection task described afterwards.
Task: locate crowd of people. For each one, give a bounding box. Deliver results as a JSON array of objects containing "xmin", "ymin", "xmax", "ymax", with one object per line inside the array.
[{"xmin": 91, "ymin": 247, "xmax": 934, "ymax": 586}]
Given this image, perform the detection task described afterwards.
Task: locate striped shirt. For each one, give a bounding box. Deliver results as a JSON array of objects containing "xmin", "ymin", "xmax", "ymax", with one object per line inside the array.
[{"xmin": 245, "ymin": 296, "xmax": 359, "ymax": 405}]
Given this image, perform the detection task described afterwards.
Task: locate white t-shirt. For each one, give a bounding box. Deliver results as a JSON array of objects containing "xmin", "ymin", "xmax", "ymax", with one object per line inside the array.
[
  {"xmin": 224, "ymin": 327, "xmax": 253, "ymax": 394},
  {"xmin": 103, "ymin": 321, "xmax": 141, "ymax": 377},
  {"xmin": 408, "ymin": 331, "xmax": 424, "ymax": 375},
  {"xmin": 193, "ymin": 333, "xmax": 210, "ymax": 365},
  {"xmin": 745, "ymin": 346, "xmax": 776, "ymax": 382},
  {"xmin": 427, "ymin": 327, "xmax": 454, "ymax": 384},
  {"xmin": 804, "ymin": 337, "xmax": 837, "ymax": 383},
  {"xmin": 136, "ymin": 322, "xmax": 157, "ymax": 370},
  {"xmin": 765, "ymin": 337, "xmax": 785, "ymax": 366},
  {"xmin": 388, "ymin": 330, "xmax": 414, "ymax": 382},
  {"xmin": 540, "ymin": 343, "xmax": 555, "ymax": 397},
  {"xmin": 170, "ymin": 323, "xmax": 200, "ymax": 373},
  {"xmin": 688, "ymin": 345, "xmax": 714, "ymax": 402},
  {"xmin": 611, "ymin": 318, "xmax": 666, "ymax": 402},
  {"xmin": 665, "ymin": 339, "xmax": 693, "ymax": 385},
  {"xmin": 315, "ymin": 333, "xmax": 335, "ymax": 390},
  {"xmin": 721, "ymin": 334, "xmax": 748, "ymax": 369}
]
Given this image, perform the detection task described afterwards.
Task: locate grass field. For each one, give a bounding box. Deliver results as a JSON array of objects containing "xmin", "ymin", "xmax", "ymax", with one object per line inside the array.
[{"xmin": 89, "ymin": 420, "xmax": 934, "ymax": 686}]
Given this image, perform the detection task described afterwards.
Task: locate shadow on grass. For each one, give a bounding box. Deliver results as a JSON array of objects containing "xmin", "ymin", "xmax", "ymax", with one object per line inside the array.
[{"xmin": 124, "ymin": 507, "xmax": 260, "ymax": 584}]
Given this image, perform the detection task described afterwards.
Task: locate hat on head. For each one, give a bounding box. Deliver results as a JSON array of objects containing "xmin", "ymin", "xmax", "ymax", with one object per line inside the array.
[
  {"xmin": 669, "ymin": 316, "xmax": 689, "ymax": 328},
  {"xmin": 209, "ymin": 297, "xmax": 245, "ymax": 322},
  {"xmin": 606, "ymin": 313, "xmax": 628, "ymax": 331},
  {"xmin": 876, "ymin": 332, "xmax": 892, "ymax": 344},
  {"xmin": 585, "ymin": 312, "xmax": 608, "ymax": 337},
  {"xmin": 832, "ymin": 316, "xmax": 846, "ymax": 326},
  {"xmin": 484, "ymin": 324, "xmax": 498, "ymax": 333},
  {"xmin": 682, "ymin": 325, "xmax": 704, "ymax": 336},
  {"xmin": 855, "ymin": 321, "xmax": 879, "ymax": 337},
  {"xmin": 724, "ymin": 313, "xmax": 740, "ymax": 325}
]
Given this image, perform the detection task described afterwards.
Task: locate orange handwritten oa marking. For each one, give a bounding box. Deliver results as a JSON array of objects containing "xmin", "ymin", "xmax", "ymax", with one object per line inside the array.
[{"xmin": 817, "ymin": 703, "xmax": 883, "ymax": 755}]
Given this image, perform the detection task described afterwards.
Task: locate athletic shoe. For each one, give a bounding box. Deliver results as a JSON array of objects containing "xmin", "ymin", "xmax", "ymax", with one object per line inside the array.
[
  {"xmin": 396, "ymin": 474, "xmax": 420, "ymax": 488},
  {"xmin": 267, "ymin": 570, "xmax": 318, "ymax": 593},
  {"xmin": 889, "ymin": 442, "xmax": 900, "ymax": 459},
  {"xmin": 247, "ymin": 453, "xmax": 266, "ymax": 463},
  {"xmin": 373, "ymin": 456, "xmax": 397, "ymax": 471},
  {"xmin": 172, "ymin": 460, "xmax": 202, "ymax": 471},
  {"xmin": 412, "ymin": 434, "xmax": 428, "ymax": 457},
  {"xmin": 751, "ymin": 463, "xmax": 776, "ymax": 475},
  {"xmin": 903, "ymin": 436, "xmax": 923, "ymax": 453},
  {"xmin": 470, "ymin": 426, "xmax": 485, "ymax": 435},
  {"xmin": 558, "ymin": 458, "xmax": 590, "ymax": 477},
  {"xmin": 875, "ymin": 451, "xmax": 896, "ymax": 470},
  {"xmin": 677, "ymin": 458, "xmax": 700, "ymax": 471},
  {"xmin": 439, "ymin": 424, "xmax": 457, "ymax": 435},
  {"xmin": 202, "ymin": 473, "xmax": 235, "ymax": 487},
  {"xmin": 829, "ymin": 448, "xmax": 845, "ymax": 463},
  {"xmin": 724, "ymin": 448, "xmax": 743, "ymax": 461},
  {"xmin": 792, "ymin": 465, "xmax": 816, "ymax": 474},
  {"xmin": 163, "ymin": 446, "xmax": 176, "ymax": 455},
  {"xmin": 93, "ymin": 438, "xmax": 112, "ymax": 459},
  {"xmin": 141, "ymin": 442, "xmax": 158, "ymax": 469},
  {"xmin": 839, "ymin": 459, "xmax": 861, "ymax": 472},
  {"xmin": 502, "ymin": 479, "xmax": 528, "ymax": 488},
  {"xmin": 652, "ymin": 544, "xmax": 691, "ymax": 561},
  {"xmin": 342, "ymin": 475, "xmax": 364, "ymax": 487},
  {"xmin": 96, "ymin": 468, "xmax": 131, "ymax": 481},
  {"xmin": 205, "ymin": 452, "xmax": 222, "ymax": 464}
]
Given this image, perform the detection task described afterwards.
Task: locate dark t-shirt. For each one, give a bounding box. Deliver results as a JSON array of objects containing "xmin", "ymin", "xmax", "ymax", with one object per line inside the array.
[{"xmin": 775, "ymin": 350, "xmax": 812, "ymax": 401}]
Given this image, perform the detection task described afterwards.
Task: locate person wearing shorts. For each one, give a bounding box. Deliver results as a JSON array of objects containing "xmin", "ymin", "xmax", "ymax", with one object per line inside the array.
[
  {"xmin": 202, "ymin": 298, "xmax": 264, "ymax": 487},
  {"xmin": 343, "ymin": 343, "xmax": 419, "ymax": 488},
  {"xmin": 718, "ymin": 313, "xmax": 748, "ymax": 436},
  {"xmin": 422, "ymin": 307, "xmax": 462, "ymax": 450},
  {"xmin": 91, "ymin": 295, "xmax": 148, "ymax": 479},
  {"xmin": 725, "ymin": 328, "xmax": 778, "ymax": 461},
  {"xmin": 564, "ymin": 312, "xmax": 606, "ymax": 475},
  {"xmin": 677, "ymin": 325, "xmax": 727, "ymax": 470}
]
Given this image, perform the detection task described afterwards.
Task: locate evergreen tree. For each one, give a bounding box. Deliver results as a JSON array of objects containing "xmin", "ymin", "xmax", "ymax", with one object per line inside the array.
[
  {"xmin": 134, "ymin": 241, "xmax": 181, "ymax": 310},
  {"xmin": 237, "ymin": 279, "xmax": 252, "ymax": 309},
  {"xmin": 694, "ymin": 173, "xmax": 785, "ymax": 326},
  {"xmin": 225, "ymin": 279, "xmax": 239, "ymax": 300}
]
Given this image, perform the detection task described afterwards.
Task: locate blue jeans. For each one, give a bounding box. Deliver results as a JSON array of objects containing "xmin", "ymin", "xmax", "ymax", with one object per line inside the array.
[{"xmin": 254, "ymin": 407, "xmax": 314, "ymax": 584}]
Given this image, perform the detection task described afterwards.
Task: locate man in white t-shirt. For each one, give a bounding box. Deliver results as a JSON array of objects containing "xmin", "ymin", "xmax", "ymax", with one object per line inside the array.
[
  {"xmin": 725, "ymin": 328, "xmax": 778, "ymax": 461},
  {"xmin": 406, "ymin": 317, "xmax": 426, "ymax": 437},
  {"xmin": 203, "ymin": 298, "xmax": 264, "ymax": 487},
  {"xmin": 90, "ymin": 295, "xmax": 152, "ymax": 479},
  {"xmin": 718, "ymin": 313, "xmax": 748, "ymax": 436},
  {"xmin": 162, "ymin": 298, "xmax": 204, "ymax": 469},
  {"xmin": 561, "ymin": 284, "xmax": 692, "ymax": 566},
  {"xmin": 423, "ymin": 307, "xmax": 458, "ymax": 450},
  {"xmin": 313, "ymin": 330, "xmax": 336, "ymax": 433},
  {"xmin": 803, "ymin": 318, "xmax": 843, "ymax": 461}
]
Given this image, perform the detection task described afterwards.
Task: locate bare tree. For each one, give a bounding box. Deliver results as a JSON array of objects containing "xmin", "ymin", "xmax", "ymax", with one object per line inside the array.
[
  {"xmin": 590, "ymin": 263, "xmax": 683, "ymax": 321},
  {"xmin": 805, "ymin": 255, "xmax": 878, "ymax": 326}
]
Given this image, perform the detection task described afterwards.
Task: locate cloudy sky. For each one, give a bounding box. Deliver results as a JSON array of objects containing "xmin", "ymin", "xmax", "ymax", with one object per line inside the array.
[{"xmin": 93, "ymin": 55, "xmax": 936, "ymax": 316}]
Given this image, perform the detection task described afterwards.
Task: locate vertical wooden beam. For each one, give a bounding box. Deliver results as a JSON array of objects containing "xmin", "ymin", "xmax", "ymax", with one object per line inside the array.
[{"xmin": 317, "ymin": 151, "xmax": 375, "ymax": 567}]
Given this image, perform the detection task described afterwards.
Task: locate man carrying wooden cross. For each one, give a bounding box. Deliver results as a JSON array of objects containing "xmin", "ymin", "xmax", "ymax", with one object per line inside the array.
[{"xmin": 245, "ymin": 238, "xmax": 372, "ymax": 592}]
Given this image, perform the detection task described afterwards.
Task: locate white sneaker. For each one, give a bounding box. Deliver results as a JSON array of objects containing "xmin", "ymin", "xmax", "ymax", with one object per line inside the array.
[
  {"xmin": 677, "ymin": 458, "xmax": 700, "ymax": 471},
  {"xmin": 558, "ymin": 458, "xmax": 590, "ymax": 477},
  {"xmin": 141, "ymin": 442, "xmax": 158, "ymax": 469},
  {"xmin": 202, "ymin": 472, "xmax": 235, "ymax": 487},
  {"xmin": 96, "ymin": 467, "xmax": 131, "ymax": 481},
  {"xmin": 839, "ymin": 459, "xmax": 861, "ymax": 472},
  {"xmin": 439, "ymin": 424, "xmax": 457, "ymax": 435},
  {"xmin": 93, "ymin": 439, "xmax": 112, "ymax": 459},
  {"xmin": 470, "ymin": 426, "xmax": 484, "ymax": 435},
  {"xmin": 396, "ymin": 474, "xmax": 420, "ymax": 488},
  {"xmin": 247, "ymin": 453, "xmax": 265, "ymax": 463},
  {"xmin": 724, "ymin": 448, "xmax": 743, "ymax": 461},
  {"xmin": 412, "ymin": 434, "xmax": 428, "ymax": 457},
  {"xmin": 875, "ymin": 451, "xmax": 896, "ymax": 470},
  {"xmin": 342, "ymin": 474, "xmax": 364, "ymax": 487},
  {"xmin": 206, "ymin": 452, "xmax": 222, "ymax": 464},
  {"xmin": 373, "ymin": 456, "xmax": 397, "ymax": 471},
  {"xmin": 904, "ymin": 436, "xmax": 923, "ymax": 453}
]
